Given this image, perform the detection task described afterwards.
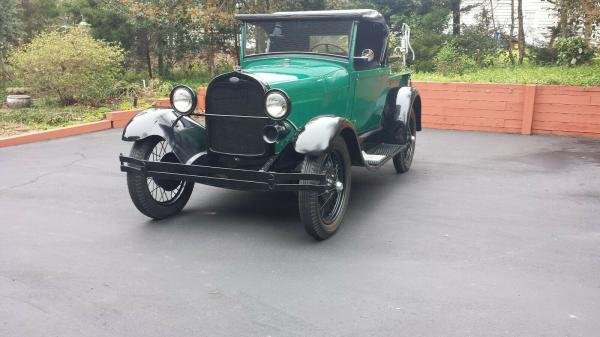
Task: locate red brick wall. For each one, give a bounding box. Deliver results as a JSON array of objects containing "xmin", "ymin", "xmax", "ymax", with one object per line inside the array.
[{"xmin": 413, "ymin": 81, "xmax": 600, "ymax": 138}]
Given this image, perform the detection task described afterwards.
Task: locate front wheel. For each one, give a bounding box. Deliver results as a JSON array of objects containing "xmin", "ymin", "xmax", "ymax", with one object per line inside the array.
[
  {"xmin": 126, "ymin": 137, "xmax": 194, "ymax": 219},
  {"xmin": 298, "ymin": 136, "xmax": 351, "ymax": 240}
]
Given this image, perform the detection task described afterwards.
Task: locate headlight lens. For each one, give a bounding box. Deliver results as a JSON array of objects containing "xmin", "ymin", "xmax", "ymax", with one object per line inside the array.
[
  {"xmin": 170, "ymin": 85, "xmax": 197, "ymax": 114},
  {"xmin": 265, "ymin": 91, "xmax": 289, "ymax": 119}
]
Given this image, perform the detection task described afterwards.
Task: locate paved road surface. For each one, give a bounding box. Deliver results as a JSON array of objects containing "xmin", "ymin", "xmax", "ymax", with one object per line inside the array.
[{"xmin": 1, "ymin": 129, "xmax": 599, "ymax": 337}]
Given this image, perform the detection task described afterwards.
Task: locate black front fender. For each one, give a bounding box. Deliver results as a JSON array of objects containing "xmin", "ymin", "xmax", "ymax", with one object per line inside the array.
[
  {"xmin": 294, "ymin": 116, "xmax": 364, "ymax": 165},
  {"xmin": 122, "ymin": 108, "xmax": 207, "ymax": 164}
]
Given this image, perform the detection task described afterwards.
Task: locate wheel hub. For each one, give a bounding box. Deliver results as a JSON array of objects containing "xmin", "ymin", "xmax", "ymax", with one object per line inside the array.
[{"xmin": 154, "ymin": 152, "xmax": 181, "ymax": 191}]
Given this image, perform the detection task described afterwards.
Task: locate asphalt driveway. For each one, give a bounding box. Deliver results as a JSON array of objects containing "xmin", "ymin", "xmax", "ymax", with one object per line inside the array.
[{"xmin": 1, "ymin": 129, "xmax": 599, "ymax": 337}]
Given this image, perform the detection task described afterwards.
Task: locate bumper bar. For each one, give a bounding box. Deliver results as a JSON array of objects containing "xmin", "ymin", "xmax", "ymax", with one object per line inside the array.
[{"xmin": 119, "ymin": 155, "xmax": 328, "ymax": 192}]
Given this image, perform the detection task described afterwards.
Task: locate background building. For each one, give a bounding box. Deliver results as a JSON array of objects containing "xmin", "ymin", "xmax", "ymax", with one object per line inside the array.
[{"xmin": 461, "ymin": 0, "xmax": 558, "ymax": 45}]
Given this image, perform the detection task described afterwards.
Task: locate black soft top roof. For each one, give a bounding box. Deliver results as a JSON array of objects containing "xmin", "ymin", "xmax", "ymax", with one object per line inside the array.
[{"xmin": 235, "ymin": 9, "xmax": 387, "ymax": 26}]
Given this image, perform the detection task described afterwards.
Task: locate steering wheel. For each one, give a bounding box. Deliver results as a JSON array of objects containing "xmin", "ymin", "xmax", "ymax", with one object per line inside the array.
[{"xmin": 310, "ymin": 43, "xmax": 347, "ymax": 55}]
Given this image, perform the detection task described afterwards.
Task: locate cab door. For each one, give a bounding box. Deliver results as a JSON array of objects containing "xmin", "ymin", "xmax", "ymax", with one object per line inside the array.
[{"xmin": 350, "ymin": 22, "xmax": 389, "ymax": 134}]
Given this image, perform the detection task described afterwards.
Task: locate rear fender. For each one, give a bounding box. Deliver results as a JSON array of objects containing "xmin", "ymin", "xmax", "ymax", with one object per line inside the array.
[
  {"xmin": 122, "ymin": 108, "xmax": 207, "ymax": 164},
  {"xmin": 294, "ymin": 116, "xmax": 364, "ymax": 166},
  {"xmin": 394, "ymin": 87, "xmax": 422, "ymax": 131}
]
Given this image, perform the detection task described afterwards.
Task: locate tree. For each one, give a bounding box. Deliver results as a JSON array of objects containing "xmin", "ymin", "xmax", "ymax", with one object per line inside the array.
[
  {"xmin": 0, "ymin": 0, "xmax": 23, "ymax": 76},
  {"xmin": 508, "ymin": 0, "xmax": 515, "ymax": 65},
  {"xmin": 349, "ymin": 0, "xmax": 417, "ymax": 23},
  {"xmin": 445, "ymin": 0, "xmax": 480, "ymax": 36},
  {"xmin": 19, "ymin": 0, "xmax": 61, "ymax": 41},
  {"xmin": 450, "ymin": 0, "xmax": 461, "ymax": 35},
  {"xmin": 112, "ymin": 0, "xmax": 201, "ymax": 78},
  {"xmin": 62, "ymin": 0, "xmax": 136, "ymax": 52},
  {"xmin": 580, "ymin": 0, "xmax": 600, "ymax": 46},
  {"xmin": 195, "ymin": 0, "xmax": 238, "ymax": 76},
  {"xmin": 517, "ymin": 0, "xmax": 525, "ymax": 64},
  {"xmin": 548, "ymin": 0, "xmax": 600, "ymax": 46}
]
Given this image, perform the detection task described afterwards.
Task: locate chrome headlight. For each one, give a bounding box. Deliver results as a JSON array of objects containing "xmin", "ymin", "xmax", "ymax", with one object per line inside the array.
[
  {"xmin": 265, "ymin": 90, "xmax": 290, "ymax": 119},
  {"xmin": 170, "ymin": 85, "xmax": 197, "ymax": 115}
]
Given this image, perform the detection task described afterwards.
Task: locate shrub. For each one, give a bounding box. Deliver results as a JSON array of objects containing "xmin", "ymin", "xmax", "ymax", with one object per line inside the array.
[
  {"xmin": 554, "ymin": 37, "xmax": 595, "ymax": 66},
  {"xmin": 456, "ymin": 24, "xmax": 498, "ymax": 67},
  {"xmin": 529, "ymin": 46, "xmax": 557, "ymax": 65},
  {"xmin": 9, "ymin": 28, "xmax": 124, "ymax": 105},
  {"xmin": 433, "ymin": 41, "xmax": 476, "ymax": 75}
]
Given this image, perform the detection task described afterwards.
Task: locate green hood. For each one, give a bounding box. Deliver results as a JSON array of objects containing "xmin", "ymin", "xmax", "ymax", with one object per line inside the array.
[
  {"xmin": 243, "ymin": 57, "xmax": 351, "ymax": 127},
  {"xmin": 243, "ymin": 57, "xmax": 348, "ymax": 85}
]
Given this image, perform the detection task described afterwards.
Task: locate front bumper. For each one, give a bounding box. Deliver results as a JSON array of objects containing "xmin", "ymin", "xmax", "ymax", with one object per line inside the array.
[{"xmin": 119, "ymin": 155, "xmax": 328, "ymax": 192}]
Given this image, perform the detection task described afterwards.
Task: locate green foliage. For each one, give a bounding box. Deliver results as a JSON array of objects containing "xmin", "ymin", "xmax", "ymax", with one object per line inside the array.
[
  {"xmin": 455, "ymin": 23, "xmax": 498, "ymax": 67},
  {"xmin": 433, "ymin": 41, "xmax": 476, "ymax": 75},
  {"xmin": 529, "ymin": 46, "xmax": 557, "ymax": 65},
  {"xmin": 413, "ymin": 61, "xmax": 600, "ymax": 86},
  {"xmin": 554, "ymin": 37, "xmax": 595, "ymax": 66},
  {"xmin": 0, "ymin": 0, "xmax": 23, "ymax": 77},
  {"xmin": 19, "ymin": 0, "xmax": 61, "ymax": 40},
  {"xmin": 62, "ymin": 0, "xmax": 136, "ymax": 51},
  {"xmin": 8, "ymin": 28, "xmax": 125, "ymax": 105},
  {"xmin": 0, "ymin": 103, "xmax": 108, "ymax": 129},
  {"xmin": 389, "ymin": 2, "xmax": 450, "ymax": 72}
]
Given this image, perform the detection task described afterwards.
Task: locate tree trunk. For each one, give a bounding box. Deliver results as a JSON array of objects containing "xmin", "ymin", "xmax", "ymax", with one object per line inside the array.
[
  {"xmin": 517, "ymin": 0, "xmax": 525, "ymax": 64},
  {"xmin": 157, "ymin": 32, "xmax": 169, "ymax": 76},
  {"xmin": 581, "ymin": 1, "xmax": 597, "ymax": 47},
  {"xmin": 508, "ymin": 0, "xmax": 515, "ymax": 65},
  {"xmin": 583, "ymin": 19, "xmax": 593, "ymax": 46},
  {"xmin": 207, "ymin": 35, "xmax": 215, "ymax": 77},
  {"xmin": 143, "ymin": 31, "xmax": 153, "ymax": 79},
  {"xmin": 451, "ymin": 0, "xmax": 461, "ymax": 35},
  {"xmin": 488, "ymin": 0, "xmax": 496, "ymax": 30},
  {"xmin": 559, "ymin": 0, "xmax": 568, "ymax": 37}
]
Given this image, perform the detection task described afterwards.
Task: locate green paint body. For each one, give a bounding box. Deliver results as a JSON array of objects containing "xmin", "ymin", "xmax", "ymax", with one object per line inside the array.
[{"xmin": 239, "ymin": 21, "xmax": 411, "ymax": 154}]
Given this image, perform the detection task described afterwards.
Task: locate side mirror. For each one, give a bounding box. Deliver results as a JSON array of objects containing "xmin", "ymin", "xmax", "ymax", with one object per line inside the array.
[{"xmin": 354, "ymin": 48, "xmax": 375, "ymax": 62}]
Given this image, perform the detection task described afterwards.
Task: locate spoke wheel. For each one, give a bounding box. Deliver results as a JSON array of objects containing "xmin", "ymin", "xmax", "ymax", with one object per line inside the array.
[
  {"xmin": 146, "ymin": 141, "xmax": 186, "ymax": 205},
  {"xmin": 393, "ymin": 109, "xmax": 416, "ymax": 174},
  {"xmin": 299, "ymin": 136, "xmax": 351, "ymax": 241},
  {"xmin": 126, "ymin": 137, "xmax": 194, "ymax": 219},
  {"xmin": 319, "ymin": 151, "xmax": 346, "ymax": 224}
]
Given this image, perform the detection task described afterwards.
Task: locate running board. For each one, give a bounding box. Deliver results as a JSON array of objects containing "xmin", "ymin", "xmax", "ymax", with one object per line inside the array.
[{"xmin": 361, "ymin": 143, "xmax": 407, "ymax": 169}]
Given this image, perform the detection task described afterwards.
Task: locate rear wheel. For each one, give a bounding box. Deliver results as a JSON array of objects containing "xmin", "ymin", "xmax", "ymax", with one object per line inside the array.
[
  {"xmin": 127, "ymin": 137, "xmax": 194, "ymax": 219},
  {"xmin": 298, "ymin": 136, "xmax": 351, "ymax": 240},
  {"xmin": 393, "ymin": 108, "xmax": 416, "ymax": 174}
]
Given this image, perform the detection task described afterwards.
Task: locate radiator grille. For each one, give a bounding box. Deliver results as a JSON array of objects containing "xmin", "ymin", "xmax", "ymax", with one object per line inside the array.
[{"xmin": 206, "ymin": 74, "xmax": 269, "ymax": 156}]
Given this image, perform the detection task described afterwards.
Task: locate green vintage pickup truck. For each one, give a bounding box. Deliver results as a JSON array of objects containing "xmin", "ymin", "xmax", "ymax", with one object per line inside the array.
[{"xmin": 120, "ymin": 9, "xmax": 422, "ymax": 240}]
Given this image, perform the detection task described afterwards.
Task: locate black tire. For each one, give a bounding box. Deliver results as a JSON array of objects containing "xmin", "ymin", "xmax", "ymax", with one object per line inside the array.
[
  {"xmin": 298, "ymin": 136, "xmax": 351, "ymax": 240},
  {"xmin": 393, "ymin": 108, "xmax": 417, "ymax": 174},
  {"xmin": 126, "ymin": 137, "xmax": 194, "ymax": 219}
]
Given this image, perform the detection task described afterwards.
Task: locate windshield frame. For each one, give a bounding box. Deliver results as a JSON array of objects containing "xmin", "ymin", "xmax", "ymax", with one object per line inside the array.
[{"xmin": 240, "ymin": 20, "xmax": 357, "ymax": 62}]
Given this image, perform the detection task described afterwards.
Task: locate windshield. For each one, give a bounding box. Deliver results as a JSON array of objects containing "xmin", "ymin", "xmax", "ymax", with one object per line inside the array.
[{"xmin": 244, "ymin": 20, "xmax": 353, "ymax": 58}]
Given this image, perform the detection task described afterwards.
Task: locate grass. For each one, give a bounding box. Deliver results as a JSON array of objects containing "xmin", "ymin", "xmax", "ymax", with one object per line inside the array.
[
  {"xmin": 412, "ymin": 62, "xmax": 600, "ymax": 86},
  {"xmin": 0, "ymin": 81, "xmax": 9, "ymax": 104},
  {"xmin": 0, "ymin": 96, "xmax": 156, "ymax": 137},
  {"xmin": 1, "ymin": 105, "xmax": 108, "ymax": 131}
]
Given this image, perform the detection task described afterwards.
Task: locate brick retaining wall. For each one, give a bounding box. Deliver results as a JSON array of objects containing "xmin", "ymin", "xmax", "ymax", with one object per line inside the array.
[{"xmin": 413, "ymin": 81, "xmax": 600, "ymax": 138}]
